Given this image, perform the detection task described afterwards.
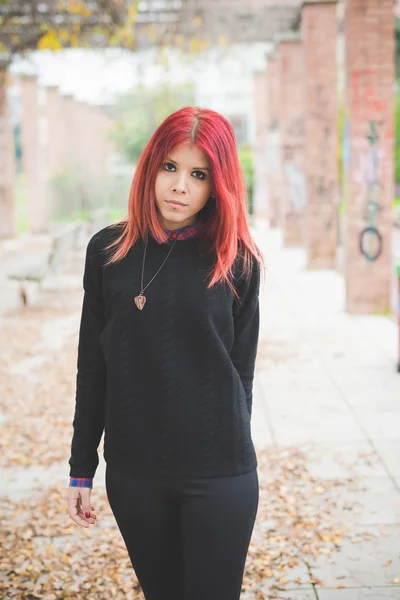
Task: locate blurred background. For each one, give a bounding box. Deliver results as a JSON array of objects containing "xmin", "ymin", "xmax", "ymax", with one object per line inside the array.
[
  {"xmin": 0, "ymin": 0, "xmax": 400, "ymax": 317},
  {"xmin": 1, "ymin": 2, "xmax": 400, "ymax": 600}
]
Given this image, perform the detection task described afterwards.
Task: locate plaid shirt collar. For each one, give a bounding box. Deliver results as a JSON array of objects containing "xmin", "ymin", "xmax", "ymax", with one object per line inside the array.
[{"xmin": 149, "ymin": 220, "xmax": 203, "ymax": 244}]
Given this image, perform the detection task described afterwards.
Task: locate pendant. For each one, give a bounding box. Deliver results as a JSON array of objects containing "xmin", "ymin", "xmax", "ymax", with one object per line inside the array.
[{"xmin": 134, "ymin": 294, "xmax": 146, "ymax": 310}]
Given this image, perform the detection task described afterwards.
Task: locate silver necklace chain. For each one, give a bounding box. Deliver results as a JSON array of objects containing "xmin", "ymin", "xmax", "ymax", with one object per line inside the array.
[{"xmin": 139, "ymin": 236, "xmax": 178, "ymax": 295}]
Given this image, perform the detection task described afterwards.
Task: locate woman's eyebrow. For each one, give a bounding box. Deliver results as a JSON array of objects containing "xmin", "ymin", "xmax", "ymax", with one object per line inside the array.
[{"xmin": 166, "ymin": 157, "xmax": 211, "ymax": 171}]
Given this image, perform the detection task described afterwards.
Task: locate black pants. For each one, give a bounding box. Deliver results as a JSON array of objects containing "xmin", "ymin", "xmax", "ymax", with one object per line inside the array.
[{"xmin": 105, "ymin": 466, "xmax": 259, "ymax": 600}]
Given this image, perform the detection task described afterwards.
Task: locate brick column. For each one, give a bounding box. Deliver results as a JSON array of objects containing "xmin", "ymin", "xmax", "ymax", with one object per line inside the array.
[
  {"xmin": 0, "ymin": 66, "xmax": 16, "ymax": 239},
  {"xmin": 344, "ymin": 0, "xmax": 395, "ymax": 313},
  {"xmin": 60, "ymin": 94, "xmax": 76, "ymax": 169},
  {"xmin": 46, "ymin": 86, "xmax": 65, "ymax": 222},
  {"xmin": 279, "ymin": 36, "xmax": 306, "ymax": 246},
  {"xmin": 252, "ymin": 69, "xmax": 269, "ymax": 218},
  {"xmin": 20, "ymin": 75, "xmax": 48, "ymax": 233},
  {"xmin": 46, "ymin": 86, "xmax": 65, "ymax": 177},
  {"xmin": 266, "ymin": 54, "xmax": 283, "ymax": 228},
  {"xmin": 302, "ymin": 0, "xmax": 339, "ymax": 267}
]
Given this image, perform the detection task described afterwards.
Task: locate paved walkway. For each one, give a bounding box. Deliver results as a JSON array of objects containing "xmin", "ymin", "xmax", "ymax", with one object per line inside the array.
[
  {"xmin": 1, "ymin": 220, "xmax": 400, "ymax": 599},
  {"xmin": 251, "ymin": 219, "xmax": 400, "ymax": 599}
]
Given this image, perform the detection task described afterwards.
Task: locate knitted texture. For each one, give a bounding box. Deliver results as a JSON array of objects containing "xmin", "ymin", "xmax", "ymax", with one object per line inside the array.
[
  {"xmin": 68, "ymin": 221, "xmax": 202, "ymax": 488},
  {"xmin": 69, "ymin": 225, "xmax": 260, "ymax": 479}
]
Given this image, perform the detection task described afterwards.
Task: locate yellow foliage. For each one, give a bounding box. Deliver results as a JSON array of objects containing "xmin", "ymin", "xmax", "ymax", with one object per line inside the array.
[
  {"xmin": 56, "ymin": 0, "xmax": 92, "ymax": 17},
  {"xmin": 37, "ymin": 30, "xmax": 63, "ymax": 51},
  {"xmin": 127, "ymin": 1, "xmax": 140, "ymax": 25},
  {"xmin": 110, "ymin": 29, "xmax": 135, "ymax": 50},
  {"xmin": 189, "ymin": 38, "xmax": 212, "ymax": 53},
  {"xmin": 217, "ymin": 35, "xmax": 230, "ymax": 48},
  {"xmin": 58, "ymin": 28, "xmax": 73, "ymax": 44},
  {"xmin": 192, "ymin": 15, "xmax": 202, "ymax": 27},
  {"xmin": 109, "ymin": 0, "xmax": 138, "ymax": 49},
  {"xmin": 174, "ymin": 35, "xmax": 185, "ymax": 46},
  {"xmin": 69, "ymin": 34, "xmax": 80, "ymax": 48}
]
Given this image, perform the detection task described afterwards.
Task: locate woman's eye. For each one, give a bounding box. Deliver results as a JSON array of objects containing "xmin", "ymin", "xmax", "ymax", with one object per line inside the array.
[{"xmin": 163, "ymin": 163, "xmax": 206, "ymax": 180}]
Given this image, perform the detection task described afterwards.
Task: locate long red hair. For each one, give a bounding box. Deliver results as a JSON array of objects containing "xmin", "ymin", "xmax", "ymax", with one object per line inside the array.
[{"xmin": 105, "ymin": 106, "xmax": 264, "ymax": 294}]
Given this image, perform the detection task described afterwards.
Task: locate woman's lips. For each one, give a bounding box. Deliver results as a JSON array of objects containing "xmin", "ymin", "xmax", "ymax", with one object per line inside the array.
[{"xmin": 167, "ymin": 200, "xmax": 186, "ymax": 207}]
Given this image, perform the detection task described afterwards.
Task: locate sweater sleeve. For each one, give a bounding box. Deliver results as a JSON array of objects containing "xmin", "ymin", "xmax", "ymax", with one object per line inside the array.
[
  {"xmin": 68, "ymin": 236, "xmax": 107, "ymax": 479},
  {"xmin": 230, "ymin": 256, "xmax": 260, "ymax": 418}
]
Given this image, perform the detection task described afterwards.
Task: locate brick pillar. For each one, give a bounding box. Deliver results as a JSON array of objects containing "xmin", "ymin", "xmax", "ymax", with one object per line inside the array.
[
  {"xmin": 46, "ymin": 86, "xmax": 64, "ymax": 222},
  {"xmin": 302, "ymin": 0, "xmax": 339, "ymax": 267},
  {"xmin": 60, "ymin": 94, "xmax": 76, "ymax": 169},
  {"xmin": 46, "ymin": 86, "xmax": 65, "ymax": 176},
  {"xmin": 0, "ymin": 66, "xmax": 17, "ymax": 239},
  {"xmin": 266, "ymin": 54, "xmax": 283, "ymax": 228},
  {"xmin": 344, "ymin": 0, "xmax": 395, "ymax": 313},
  {"xmin": 279, "ymin": 36, "xmax": 306, "ymax": 246},
  {"xmin": 20, "ymin": 75, "xmax": 48, "ymax": 233},
  {"xmin": 252, "ymin": 69, "xmax": 269, "ymax": 218}
]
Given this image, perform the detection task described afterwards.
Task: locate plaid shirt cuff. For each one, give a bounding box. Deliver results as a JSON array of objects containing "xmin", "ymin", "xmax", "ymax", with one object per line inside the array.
[{"xmin": 69, "ymin": 477, "xmax": 93, "ymax": 488}]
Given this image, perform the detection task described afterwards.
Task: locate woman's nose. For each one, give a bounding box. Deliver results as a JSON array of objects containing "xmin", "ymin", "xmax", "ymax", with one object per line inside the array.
[{"xmin": 172, "ymin": 173, "xmax": 188, "ymax": 193}]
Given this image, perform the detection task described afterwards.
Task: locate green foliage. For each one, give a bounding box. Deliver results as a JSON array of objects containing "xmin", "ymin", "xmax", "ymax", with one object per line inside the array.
[
  {"xmin": 0, "ymin": 1, "xmax": 126, "ymax": 60},
  {"xmin": 48, "ymin": 167, "xmax": 130, "ymax": 222},
  {"xmin": 109, "ymin": 82, "xmax": 196, "ymax": 163},
  {"xmin": 395, "ymin": 88, "xmax": 400, "ymax": 184},
  {"xmin": 238, "ymin": 145, "xmax": 254, "ymax": 214},
  {"xmin": 396, "ymin": 18, "xmax": 400, "ymax": 77}
]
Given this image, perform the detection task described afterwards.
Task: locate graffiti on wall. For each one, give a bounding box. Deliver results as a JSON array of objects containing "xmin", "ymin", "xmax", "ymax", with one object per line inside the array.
[
  {"xmin": 355, "ymin": 120, "xmax": 385, "ymax": 262},
  {"xmin": 351, "ymin": 70, "xmax": 389, "ymax": 121},
  {"xmin": 351, "ymin": 69, "xmax": 391, "ymax": 263}
]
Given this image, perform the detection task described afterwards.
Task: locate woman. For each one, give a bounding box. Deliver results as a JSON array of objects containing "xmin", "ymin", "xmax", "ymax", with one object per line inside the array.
[{"xmin": 66, "ymin": 106, "xmax": 264, "ymax": 600}]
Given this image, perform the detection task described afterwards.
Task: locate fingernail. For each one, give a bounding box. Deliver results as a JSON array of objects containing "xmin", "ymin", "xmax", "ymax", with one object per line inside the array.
[{"xmin": 85, "ymin": 512, "xmax": 90, "ymax": 518}]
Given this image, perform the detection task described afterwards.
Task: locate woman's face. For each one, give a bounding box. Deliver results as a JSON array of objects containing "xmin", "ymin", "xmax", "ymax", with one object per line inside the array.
[{"xmin": 154, "ymin": 142, "xmax": 212, "ymax": 230}]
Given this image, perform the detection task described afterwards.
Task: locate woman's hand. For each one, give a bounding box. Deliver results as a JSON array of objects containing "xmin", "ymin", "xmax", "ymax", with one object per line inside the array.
[{"xmin": 66, "ymin": 486, "xmax": 97, "ymax": 528}]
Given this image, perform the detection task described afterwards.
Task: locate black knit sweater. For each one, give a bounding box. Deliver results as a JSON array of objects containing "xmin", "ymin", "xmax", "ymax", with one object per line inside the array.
[{"xmin": 69, "ymin": 225, "xmax": 260, "ymax": 479}]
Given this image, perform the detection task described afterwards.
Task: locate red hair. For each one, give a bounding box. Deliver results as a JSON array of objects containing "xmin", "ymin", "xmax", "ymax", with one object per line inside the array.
[{"xmin": 105, "ymin": 106, "xmax": 264, "ymax": 295}]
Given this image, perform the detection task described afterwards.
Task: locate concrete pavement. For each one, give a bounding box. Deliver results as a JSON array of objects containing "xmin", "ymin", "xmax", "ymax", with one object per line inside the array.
[{"xmin": 251, "ymin": 219, "xmax": 400, "ymax": 599}]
